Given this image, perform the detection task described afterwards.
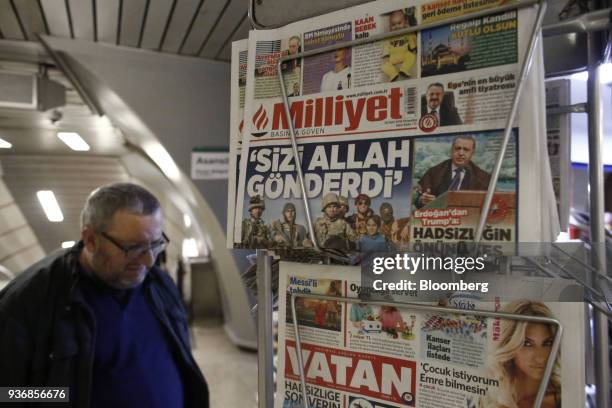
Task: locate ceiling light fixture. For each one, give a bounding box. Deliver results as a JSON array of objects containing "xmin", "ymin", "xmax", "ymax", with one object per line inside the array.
[
  {"xmin": 36, "ymin": 190, "xmax": 64, "ymax": 222},
  {"xmin": 183, "ymin": 213, "xmax": 192, "ymax": 228},
  {"xmin": 61, "ymin": 241, "xmax": 75, "ymax": 248},
  {"xmin": 57, "ymin": 132, "xmax": 90, "ymax": 151},
  {"xmin": 0, "ymin": 138, "xmax": 12, "ymax": 149}
]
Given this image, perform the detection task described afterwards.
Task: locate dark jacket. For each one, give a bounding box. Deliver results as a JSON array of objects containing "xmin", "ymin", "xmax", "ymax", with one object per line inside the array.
[
  {"xmin": 0, "ymin": 244, "xmax": 208, "ymax": 407},
  {"xmin": 415, "ymin": 159, "xmax": 492, "ymax": 207}
]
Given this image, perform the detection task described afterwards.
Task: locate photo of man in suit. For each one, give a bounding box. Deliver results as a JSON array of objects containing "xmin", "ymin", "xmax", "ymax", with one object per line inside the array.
[
  {"xmin": 421, "ymin": 82, "xmax": 462, "ymax": 126},
  {"xmin": 414, "ymin": 135, "xmax": 491, "ymax": 208}
]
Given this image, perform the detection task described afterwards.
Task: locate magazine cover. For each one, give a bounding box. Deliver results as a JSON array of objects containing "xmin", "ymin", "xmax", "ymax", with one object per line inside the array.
[
  {"xmin": 232, "ymin": 0, "xmax": 558, "ymax": 249},
  {"xmin": 276, "ymin": 261, "xmax": 585, "ymax": 408}
]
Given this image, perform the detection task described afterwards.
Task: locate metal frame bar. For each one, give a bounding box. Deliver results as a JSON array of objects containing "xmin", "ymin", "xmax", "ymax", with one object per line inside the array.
[
  {"xmin": 474, "ymin": 0, "xmax": 546, "ymax": 242},
  {"xmin": 542, "ymin": 7, "xmax": 612, "ymax": 37},
  {"xmin": 290, "ymin": 292, "xmax": 563, "ymax": 408},
  {"xmin": 257, "ymin": 250, "xmax": 274, "ymax": 408}
]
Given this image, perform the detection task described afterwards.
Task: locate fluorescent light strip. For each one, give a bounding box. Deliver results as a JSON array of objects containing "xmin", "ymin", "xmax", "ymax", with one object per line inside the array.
[
  {"xmin": 183, "ymin": 213, "xmax": 192, "ymax": 228},
  {"xmin": 61, "ymin": 241, "xmax": 75, "ymax": 248},
  {"xmin": 36, "ymin": 190, "xmax": 64, "ymax": 222},
  {"xmin": 0, "ymin": 138, "xmax": 12, "ymax": 149},
  {"xmin": 57, "ymin": 132, "xmax": 90, "ymax": 151}
]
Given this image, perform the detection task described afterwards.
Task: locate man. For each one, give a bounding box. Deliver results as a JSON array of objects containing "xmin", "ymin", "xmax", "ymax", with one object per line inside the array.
[
  {"xmin": 241, "ymin": 195, "xmax": 270, "ymax": 248},
  {"xmin": 414, "ymin": 136, "xmax": 491, "ymax": 208},
  {"xmin": 314, "ymin": 192, "xmax": 357, "ymax": 250},
  {"xmin": 337, "ymin": 195, "xmax": 350, "ymax": 221},
  {"xmin": 381, "ymin": 9, "xmax": 417, "ymax": 82},
  {"xmin": 421, "ymin": 83, "xmax": 462, "ymax": 126},
  {"xmin": 320, "ymin": 48, "xmax": 351, "ymax": 92},
  {"xmin": 0, "ymin": 183, "xmax": 208, "ymax": 407},
  {"xmin": 348, "ymin": 193, "xmax": 374, "ymax": 237},
  {"xmin": 379, "ymin": 202, "xmax": 395, "ymax": 240},
  {"xmin": 288, "ymin": 82, "xmax": 301, "ymax": 97},
  {"xmin": 270, "ymin": 203, "xmax": 311, "ymax": 248},
  {"xmin": 282, "ymin": 35, "xmax": 301, "ymax": 74}
]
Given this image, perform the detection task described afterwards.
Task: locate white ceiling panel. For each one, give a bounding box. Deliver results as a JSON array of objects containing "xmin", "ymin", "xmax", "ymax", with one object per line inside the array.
[
  {"xmin": 0, "ymin": 226, "xmax": 37, "ymax": 260},
  {"xmin": 40, "ymin": 0, "xmax": 72, "ymax": 38},
  {"xmin": 214, "ymin": 12, "xmax": 249, "ymax": 61},
  {"xmin": 140, "ymin": 0, "xmax": 174, "ymax": 50},
  {"xmin": 178, "ymin": 0, "xmax": 223, "ymax": 56},
  {"xmin": 0, "ymin": 0, "xmax": 26, "ymax": 40},
  {"xmin": 160, "ymin": 0, "xmax": 199, "ymax": 53},
  {"xmin": 96, "ymin": 0, "xmax": 119, "ymax": 44},
  {"xmin": 12, "ymin": 0, "xmax": 48, "ymax": 41},
  {"xmin": 69, "ymin": 0, "xmax": 95, "ymax": 41},
  {"xmin": 119, "ymin": 0, "xmax": 147, "ymax": 47},
  {"xmin": 199, "ymin": 0, "xmax": 242, "ymax": 59}
]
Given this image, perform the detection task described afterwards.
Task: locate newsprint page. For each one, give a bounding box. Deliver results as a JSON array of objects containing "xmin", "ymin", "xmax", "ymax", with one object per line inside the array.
[{"xmin": 276, "ymin": 262, "xmax": 585, "ymax": 408}]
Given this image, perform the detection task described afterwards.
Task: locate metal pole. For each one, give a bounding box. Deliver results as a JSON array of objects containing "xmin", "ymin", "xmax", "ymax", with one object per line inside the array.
[
  {"xmin": 256, "ymin": 250, "xmax": 274, "ymax": 408},
  {"xmin": 474, "ymin": 0, "xmax": 547, "ymax": 242},
  {"xmin": 290, "ymin": 293, "xmax": 311, "ymax": 408},
  {"xmin": 290, "ymin": 292, "xmax": 563, "ymax": 408},
  {"xmin": 586, "ymin": 37, "xmax": 610, "ymax": 407}
]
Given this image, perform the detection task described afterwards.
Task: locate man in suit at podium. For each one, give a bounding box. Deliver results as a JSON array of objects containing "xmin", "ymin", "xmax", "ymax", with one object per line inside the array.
[
  {"xmin": 414, "ymin": 136, "xmax": 491, "ymax": 208},
  {"xmin": 421, "ymin": 82, "xmax": 462, "ymax": 126}
]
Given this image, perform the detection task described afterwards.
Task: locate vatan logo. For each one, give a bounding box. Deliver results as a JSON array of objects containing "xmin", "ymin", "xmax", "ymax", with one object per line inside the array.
[
  {"xmin": 251, "ymin": 105, "xmax": 269, "ymax": 137},
  {"xmin": 482, "ymin": 195, "xmax": 510, "ymax": 224},
  {"xmin": 418, "ymin": 113, "xmax": 438, "ymax": 132}
]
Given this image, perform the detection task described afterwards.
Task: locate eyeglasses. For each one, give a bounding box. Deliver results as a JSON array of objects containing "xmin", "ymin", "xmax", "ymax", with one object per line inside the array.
[{"xmin": 100, "ymin": 231, "xmax": 169, "ymax": 261}]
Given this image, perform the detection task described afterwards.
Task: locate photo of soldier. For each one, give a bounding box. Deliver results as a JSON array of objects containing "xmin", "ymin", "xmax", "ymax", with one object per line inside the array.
[
  {"xmin": 314, "ymin": 192, "xmax": 358, "ymax": 250},
  {"xmin": 241, "ymin": 195, "xmax": 271, "ymax": 248},
  {"xmin": 270, "ymin": 202, "xmax": 312, "ymax": 248},
  {"xmin": 348, "ymin": 193, "xmax": 374, "ymax": 237},
  {"xmin": 413, "ymin": 135, "xmax": 492, "ymax": 209},
  {"xmin": 358, "ymin": 215, "xmax": 395, "ymax": 253},
  {"xmin": 338, "ymin": 195, "xmax": 350, "ymax": 221},
  {"xmin": 381, "ymin": 8, "xmax": 418, "ymax": 82}
]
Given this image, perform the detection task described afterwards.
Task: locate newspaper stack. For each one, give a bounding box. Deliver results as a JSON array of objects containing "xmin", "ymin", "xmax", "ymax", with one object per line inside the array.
[
  {"xmin": 228, "ymin": 0, "xmax": 560, "ymax": 252},
  {"xmin": 275, "ymin": 261, "xmax": 585, "ymax": 408}
]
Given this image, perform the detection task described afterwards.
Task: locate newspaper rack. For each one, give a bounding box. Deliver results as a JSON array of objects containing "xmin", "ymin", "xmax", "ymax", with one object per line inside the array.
[
  {"xmin": 245, "ymin": 1, "xmax": 612, "ymax": 407},
  {"xmin": 289, "ymin": 293, "xmax": 564, "ymax": 408}
]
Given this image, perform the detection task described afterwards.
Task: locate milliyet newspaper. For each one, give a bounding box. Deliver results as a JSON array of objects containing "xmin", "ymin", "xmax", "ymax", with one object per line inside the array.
[
  {"xmin": 276, "ymin": 261, "xmax": 585, "ymax": 408},
  {"xmin": 231, "ymin": 0, "xmax": 558, "ymax": 250}
]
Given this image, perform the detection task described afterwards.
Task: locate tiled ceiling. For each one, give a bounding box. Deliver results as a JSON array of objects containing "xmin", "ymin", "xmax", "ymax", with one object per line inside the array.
[{"xmin": 0, "ymin": 0, "xmax": 251, "ymax": 62}]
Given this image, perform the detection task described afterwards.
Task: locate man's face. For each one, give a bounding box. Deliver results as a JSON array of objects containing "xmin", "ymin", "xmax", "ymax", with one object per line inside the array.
[
  {"xmin": 389, "ymin": 11, "xmax": 407, "ymax": 31},
  {"xmin": 334, "ymin": 49, "xmax": 346, "ymax": 64},
  {"xmin": 324, "ymin": 203, "xmax": 338, "ymax": 219},
  {"xmin": 86, "ymin": 209, "xmax": 164, "ymax": 289},
  {"xmin": 293, "ymin": 83, "xmax": 300, "ymax": 94},
  {"xmin": 284, "ymin": 208, "xmax": 295, "ymax": 223},
  {"xmin": 426, "ymin": 86, "xmax": 444, "ymax": 110},
  {"xmin": 451, "ymin": 138, "xmax": 475, "ymax": 167},
  {"xmin": 337, "ymin": 204, "xmax": 348, "ymax": 218},
  {"xmin": 380, "ymin": 207, "xmax": 393, "ymax": 223},
  {"xmin": 250, "ymin": 207, "xmax": 263, "ymax": 219},
  {"xmin": 288, "ymin": 38, "xmax": 300, "ymax": 55}
]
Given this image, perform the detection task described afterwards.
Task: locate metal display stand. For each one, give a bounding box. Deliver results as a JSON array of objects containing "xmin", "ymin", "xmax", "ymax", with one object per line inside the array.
[{"xmin": 246, "ymin": 1, "xmax": 612, "ymax": 407}]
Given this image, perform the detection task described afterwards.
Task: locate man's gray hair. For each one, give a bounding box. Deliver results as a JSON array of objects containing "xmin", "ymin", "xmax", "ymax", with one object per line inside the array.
[{"xmin": 81, "ymin": 182, "xmax": 161, "ymax": 232}]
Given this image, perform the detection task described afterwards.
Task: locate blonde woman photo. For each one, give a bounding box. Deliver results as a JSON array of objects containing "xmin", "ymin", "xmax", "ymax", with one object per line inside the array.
[{"xmin": 480, "ymin": 301, "xmax": 561, "ymax": 408}]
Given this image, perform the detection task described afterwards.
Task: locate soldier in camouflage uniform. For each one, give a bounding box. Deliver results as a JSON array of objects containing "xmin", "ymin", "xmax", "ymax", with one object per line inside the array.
[
  {"xmin": 314, "ymin": 192, "xmax": 358, "ymax": 250},
  {"xmin": 348, "ymin": 193, "xmax": 374, "ymax": 237},
  {"xmin": 241, "ymin": 195, "xmax": 271, "ymax": 248},
  {"xmin": 337, "ymin": 195, "xmax": 350, "ymax": 222},
  {"xmin": 270, "ymin": 203, "xmax": 312, "ymax": 248}
]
